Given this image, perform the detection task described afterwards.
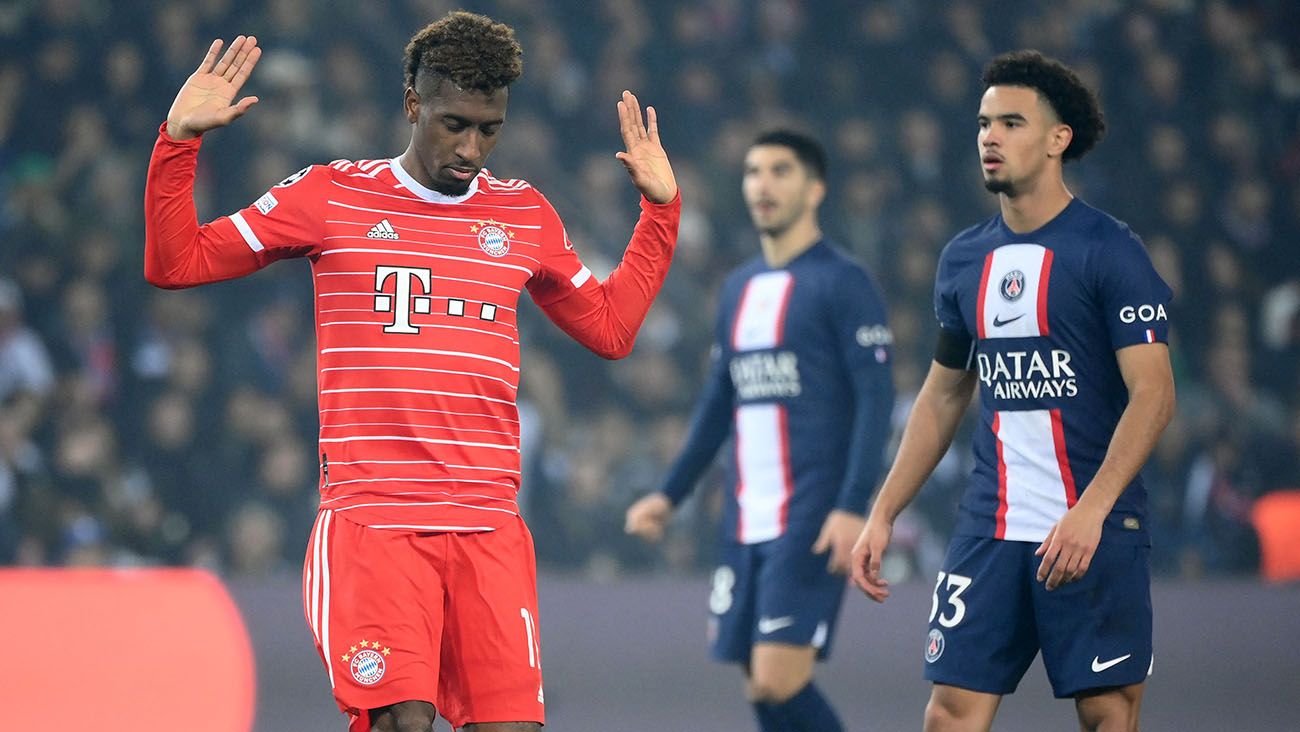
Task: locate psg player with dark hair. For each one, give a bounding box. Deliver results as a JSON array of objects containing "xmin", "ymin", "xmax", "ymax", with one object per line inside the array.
[
  {"xmin": 851, "ymin": 50, "xmax": 1174, "ymax": 732},
  {"xmin": 145, "ymin": 11, "xmax": 679, "ymax": 732},
  {"xmin": 627, "ymin": 130, "xmax": 894, "ymax": 732}
]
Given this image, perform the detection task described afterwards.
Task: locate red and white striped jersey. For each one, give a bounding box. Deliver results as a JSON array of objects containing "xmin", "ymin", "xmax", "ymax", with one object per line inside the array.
[{"xmin": 145, "ymin": 125, "xmax": 680, "ymax": 532}]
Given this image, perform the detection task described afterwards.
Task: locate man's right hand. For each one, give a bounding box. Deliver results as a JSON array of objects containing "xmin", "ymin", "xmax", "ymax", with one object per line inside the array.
[
  {"xmin": 624, "ymin": 492, "xmax": 673, "ymax": 543},
  {"xmin": 850, "ymin": 514, "xmax": 894, "ymax": 603},
  {"xmin": 166, "ymin": 36, "xmax": 263, "ymax": 140}
]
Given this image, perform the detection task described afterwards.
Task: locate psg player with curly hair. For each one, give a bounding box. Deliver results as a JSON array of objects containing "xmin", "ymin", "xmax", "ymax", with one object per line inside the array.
[
  {"xmin": 145, "ymin": 11, "xmax": 679, "ymax": 732},
  {"xmin": 851, "ymin": 50, "xmax": 1174, "ymax": 732}
]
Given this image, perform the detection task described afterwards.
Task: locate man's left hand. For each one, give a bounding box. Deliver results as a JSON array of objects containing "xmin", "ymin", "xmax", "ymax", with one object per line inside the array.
[{"xmin": 1035, "ymin": 499, "xmax": 1107, "ymax": 590}]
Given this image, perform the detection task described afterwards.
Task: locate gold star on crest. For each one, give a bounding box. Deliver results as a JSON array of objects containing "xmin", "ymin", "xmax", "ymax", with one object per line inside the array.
[
  {"xmin": 349, "ymin": 645, "xmax": 358, "ymax": 653},
  {"xmin": 341, "ymin": 653, "xmax": 351, "ymax": 663},
  {"xmin": 382, "ymin": 647, "xmax": 391, "ymax": 656},
  {"xmin": 359, "ymin": 639, "xmax": 369, "ymax": 648},
  {"xmin": 470, "ymin": 223, "xmax": 480, "ymax": 233}
]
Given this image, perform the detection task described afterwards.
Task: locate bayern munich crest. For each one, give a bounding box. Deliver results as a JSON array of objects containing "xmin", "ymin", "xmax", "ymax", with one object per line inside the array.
[
  {"xmin": 999, "ymin": 269, "xmax": 1026, "ymax": 301},
  {"xmin": 342, "ymin": 639, "xmax": 391, "ymax": 685},
  {"xmin": 472, "ymin": 219, "xmax": 513, "ymax": 258},
  {"xmin": 925, "ymin": 628, "xmax": 945, "ymax": 663}
]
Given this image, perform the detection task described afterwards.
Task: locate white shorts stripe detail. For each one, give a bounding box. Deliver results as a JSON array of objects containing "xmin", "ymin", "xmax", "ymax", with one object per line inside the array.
[
  {"xmin": 732, "ymin": 272, "xmax": 793, "ymax": 351},
  {"xmin": 735, "ymin": 404, "xmax": 790, "ymax": 544},
  {"xmin": 229, "ymin": 212, "xmax": 265, "ymax": 252},
  {"xmin": 981, "ymin": 244, "xmax": 1049, "ymax": 339},
  {"xmin": 994, "ymin": 409, "xmax": 1071, "ymax": 542},
  {"xmin": 319, "ymin": 509, "xmax": 335, "ymax": 688},
  {"xmin": 570, "ymin": 266, "xmax": 592, "ymax": 288}
]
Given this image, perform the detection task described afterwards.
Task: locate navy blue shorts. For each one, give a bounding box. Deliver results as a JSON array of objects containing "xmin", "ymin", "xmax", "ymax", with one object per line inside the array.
[
  {"xmin": 923, "ymin": 536, "xmax": 1152, "ymax": 698},
  {"xmin": 708, "ymin": 533, "xmax": 847, "ymax": 663}
]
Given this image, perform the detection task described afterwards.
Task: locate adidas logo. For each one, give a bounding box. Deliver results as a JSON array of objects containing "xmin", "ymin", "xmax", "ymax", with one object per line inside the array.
[{"xmin": 367, "ymin": 219, "xmax": 399, "ymax": 240}]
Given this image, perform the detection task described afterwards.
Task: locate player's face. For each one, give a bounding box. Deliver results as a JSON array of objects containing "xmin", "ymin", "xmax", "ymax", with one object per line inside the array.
[
  {"xmin": 977, "ymin": 85, "xmax": 1070, "ymax": 196},
  {"xmin": 742, "ymin": 145, "xmax": 821, "ymax": 236},
  {"xmin": 405, "ymin": 78, "xmax": 508, "ymax": 196}
]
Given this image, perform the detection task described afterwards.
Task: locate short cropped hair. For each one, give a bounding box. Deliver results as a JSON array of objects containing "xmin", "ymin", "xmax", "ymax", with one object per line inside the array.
[
  {"xmin": 403, "ymin": 11, "xmax": 523, "ymax": 93},
  {"xmin": 982, "ymin": 50, "xmax": 1106, "ymax": 162},
  {"xmin": 751, "ymin": 130, "xmax": 827, "ymax": 181}
]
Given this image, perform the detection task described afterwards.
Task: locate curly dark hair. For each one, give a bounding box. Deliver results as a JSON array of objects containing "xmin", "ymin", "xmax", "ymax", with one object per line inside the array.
[
  {"xmin": 981, "ymin": 50, "xmax": 1106, "ymax": 162},
  {"xmin": 403, "ymin": 11, "xmax": 523, "ymax": 94}
]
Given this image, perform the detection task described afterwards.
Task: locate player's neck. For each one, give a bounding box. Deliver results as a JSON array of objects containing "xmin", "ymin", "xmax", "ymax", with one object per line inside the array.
[
  {"xmin": 760, "ymin": 219, "xmax": 821, "ymax": 268},
  {"xmin": 999, "ymin": 176, "xmax": 1073, "ymax": 234}
]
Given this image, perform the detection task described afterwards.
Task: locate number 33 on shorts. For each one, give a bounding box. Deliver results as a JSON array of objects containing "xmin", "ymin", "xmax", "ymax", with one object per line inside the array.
[{"xmin": 929, "ymin": 571, "xmax": 972, "ymax": 628}]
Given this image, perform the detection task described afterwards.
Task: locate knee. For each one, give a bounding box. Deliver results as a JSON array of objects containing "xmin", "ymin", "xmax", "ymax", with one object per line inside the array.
[
  {"xmin": 379, "ymin": 702, "xmax": 437, "ymax": 732},
  {"xmin": 923, "ymin": 693, "xmax": 980, "ymax": 732},
  {"xmin": 746, "ymin": 672, "xmax": 809, "ymax": 704}
]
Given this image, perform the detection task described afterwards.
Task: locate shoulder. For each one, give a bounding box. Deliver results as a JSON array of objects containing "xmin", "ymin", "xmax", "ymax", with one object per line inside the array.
[
  {"xmin": 479, "ymin": 169, "xmax": 537, "ymax": 196},
  {"xmin": 937, "ymin": 215, "xmax": 998, "ymax": 272},
  {"xmin": 721, "ymin": 257, "xmax": 766, "ymax": 292},
  {"xmin": 1072, "ymin": 200, "xmax": 1148, "ymax": 259}
]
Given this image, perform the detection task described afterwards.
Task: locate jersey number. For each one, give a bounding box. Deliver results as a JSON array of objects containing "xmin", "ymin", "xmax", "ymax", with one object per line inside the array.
[{"xmin": 929, "ymin": 571, "xmax": 972, "ymax": 628}]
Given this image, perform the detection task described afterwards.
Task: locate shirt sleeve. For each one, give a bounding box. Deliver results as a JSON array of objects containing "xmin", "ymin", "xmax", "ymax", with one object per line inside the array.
[
  {"xmin": 933, "ymin": 240, "xmax": 971, "ymax": 338},
  {"xmin": 831, "ymin": 266, "xmax": 895, "ymax": 514},
  {"xmin": 1091, "ymin": 227, "xmax": 1173, "ymax": 349},
  {"xmin": 144, "ymin": 123, "xmax": 324, "ymax": 289},
  {"xmin": 525, "ymin": 188, "xmax": 680, "ymax": 359},
  {"xmin": 661, "ymin": 313, "xmax": 736, "ymax": 507}
]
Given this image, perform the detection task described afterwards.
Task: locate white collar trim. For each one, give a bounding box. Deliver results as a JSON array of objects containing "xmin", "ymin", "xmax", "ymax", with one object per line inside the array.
[{"xmin": 389, "ymin": 158, "xmax": 479, "ymax": 203}]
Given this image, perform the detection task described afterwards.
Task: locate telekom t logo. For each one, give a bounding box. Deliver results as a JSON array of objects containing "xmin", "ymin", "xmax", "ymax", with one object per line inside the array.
[{"xmin": 374, "ymin": 265, "xmax": 432, "ymax": 334}]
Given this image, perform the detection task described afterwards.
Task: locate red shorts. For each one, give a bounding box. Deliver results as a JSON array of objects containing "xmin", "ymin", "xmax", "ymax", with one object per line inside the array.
[{"xmin": 302, "ymin": 509, "xmax": 545, "ymax": 730}]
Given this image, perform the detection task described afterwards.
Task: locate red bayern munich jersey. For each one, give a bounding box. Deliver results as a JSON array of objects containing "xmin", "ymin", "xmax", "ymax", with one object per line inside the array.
[{"xmin": 145, "ymin": 125, "xmax": 680, "ymax": 532}]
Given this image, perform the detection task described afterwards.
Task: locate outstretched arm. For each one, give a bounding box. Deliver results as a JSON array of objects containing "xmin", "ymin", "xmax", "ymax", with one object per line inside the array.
[
  {"xmin": 146, "ymin": 36, "xmax": 320, "ymax": 289},
  {"xmin": 529, "ymin": 91, "xmax": 680, "ymax": 358}
]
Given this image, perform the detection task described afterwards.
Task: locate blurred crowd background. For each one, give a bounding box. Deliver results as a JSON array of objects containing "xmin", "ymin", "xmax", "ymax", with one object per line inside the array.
[{"xmin": 1, "ymin": 0, "xmax": 1298, "ymax": 583}]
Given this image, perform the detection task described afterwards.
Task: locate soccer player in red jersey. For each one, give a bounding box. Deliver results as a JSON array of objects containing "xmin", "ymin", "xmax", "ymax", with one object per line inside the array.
[{"xmin": 144, "ymin": 12, "xmax": 679, "ymax": 732}]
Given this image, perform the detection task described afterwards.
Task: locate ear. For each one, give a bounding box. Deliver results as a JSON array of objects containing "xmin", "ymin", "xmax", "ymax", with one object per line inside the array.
[
  {"xmin": 1048, "ymin": 123, "xmax": 1074, "ymax": 159},
  {"xmin": 404, "ymin": 86, "xmax": 420, "ymax": 124},
  {"xmin": 807, "ymin": 178, "xmax": 827, "ymax": 210}
]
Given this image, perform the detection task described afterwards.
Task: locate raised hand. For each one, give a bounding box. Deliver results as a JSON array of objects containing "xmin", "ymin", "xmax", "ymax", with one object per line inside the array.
[
  {"xmin": 166, "ymin": 36, "xmax": 263, "ymax": 140},
  {"xmin": 614, "ymin": 90, "xmax": 678, "ymax": 204}
]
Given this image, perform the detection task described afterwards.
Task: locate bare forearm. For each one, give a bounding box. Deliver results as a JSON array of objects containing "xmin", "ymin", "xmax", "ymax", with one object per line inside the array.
[
  {"xmin": 1078, "ymin": 380, "xmax": 1175, "ymax": 512},
  {"xmin": 870, "ymin": 365, "xmax": 975, "ymax": 523}
]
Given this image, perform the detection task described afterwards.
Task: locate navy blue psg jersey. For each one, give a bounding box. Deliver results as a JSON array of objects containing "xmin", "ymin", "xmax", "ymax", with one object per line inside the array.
[
  {"xmin": 662, "ymin": 240, "xmax": 894, "ymax": 544},
  {"xmin": 935, "ymin": 199, "xmax": 1171, "ymax": 545}
]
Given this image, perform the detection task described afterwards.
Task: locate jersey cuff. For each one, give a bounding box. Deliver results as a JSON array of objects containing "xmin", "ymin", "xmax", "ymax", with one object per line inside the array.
[{"xmin": 156, "ymin": 122, "xmax": 203, "ymax": 148}]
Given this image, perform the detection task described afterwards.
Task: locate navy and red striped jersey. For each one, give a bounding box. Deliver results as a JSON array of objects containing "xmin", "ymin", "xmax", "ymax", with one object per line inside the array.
[
  {"xmin": 661, "ymin": 241, "xmax": 894, "ymax": 544},
  {"xmin": 145, "ymin": 125, "xmax": 679, "ymax": 532},
  {"xmin": 934, "ymin": 198, "xmax": 1171, "ymax": 545}
]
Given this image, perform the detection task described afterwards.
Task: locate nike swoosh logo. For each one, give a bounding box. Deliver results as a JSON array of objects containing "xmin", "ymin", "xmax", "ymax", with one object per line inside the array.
[
  {"xmin": 992, "ymin": 313, "xmax": 1025, "ymax": 327},
  {"xmin": 1091, "ymin": 654, "xmax": 1132, "ymax": 672},
  {"xmin": 757, "ymin": 616, "xmax": 796, "ymax": 634}
]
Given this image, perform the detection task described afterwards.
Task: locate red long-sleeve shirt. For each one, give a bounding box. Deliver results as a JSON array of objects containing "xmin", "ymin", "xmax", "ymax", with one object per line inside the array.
[{"xmin": 145, "ymin": 125, "xmax": 679, "ymax": 530}]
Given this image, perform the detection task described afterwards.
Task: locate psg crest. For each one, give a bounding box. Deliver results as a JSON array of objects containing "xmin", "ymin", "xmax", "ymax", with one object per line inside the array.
[
  {"xmin": 342, "ymin": 640, "xmax": 391, "ymax": 685},
  {"xmin": 999, "ymin": 270, "xmax": 1026, "ymax": 302},
  {"xmin": 925, "ymin": 628, "xmax": 945, "ymax": 663},
  {"xmin": 472, "ymin": 219, "xmax": 513, "ymax": 258}
]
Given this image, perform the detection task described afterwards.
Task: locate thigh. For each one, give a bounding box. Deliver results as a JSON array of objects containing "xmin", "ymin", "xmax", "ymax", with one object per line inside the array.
[
  {"xmin": 709, "ymin": 541, "xmax": 758, "ymax": 663},
  {"xmin": 437, "ymin": 517, "xmax": 545, "ymax": 729},
  {"xmin": 302, "ymin": 510, "xmax": 445, "ymax": 718},
  {"xmin": 923, "ymin": 536, "xmax": 1039, "ymax": 695},
  {"xmin": 753, "ymin": 534, "xmax": 848, "ymax": 660},
  {"xmin": 1034, "ymin": 542, "xmax": 1152, "ymax": 698}
]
